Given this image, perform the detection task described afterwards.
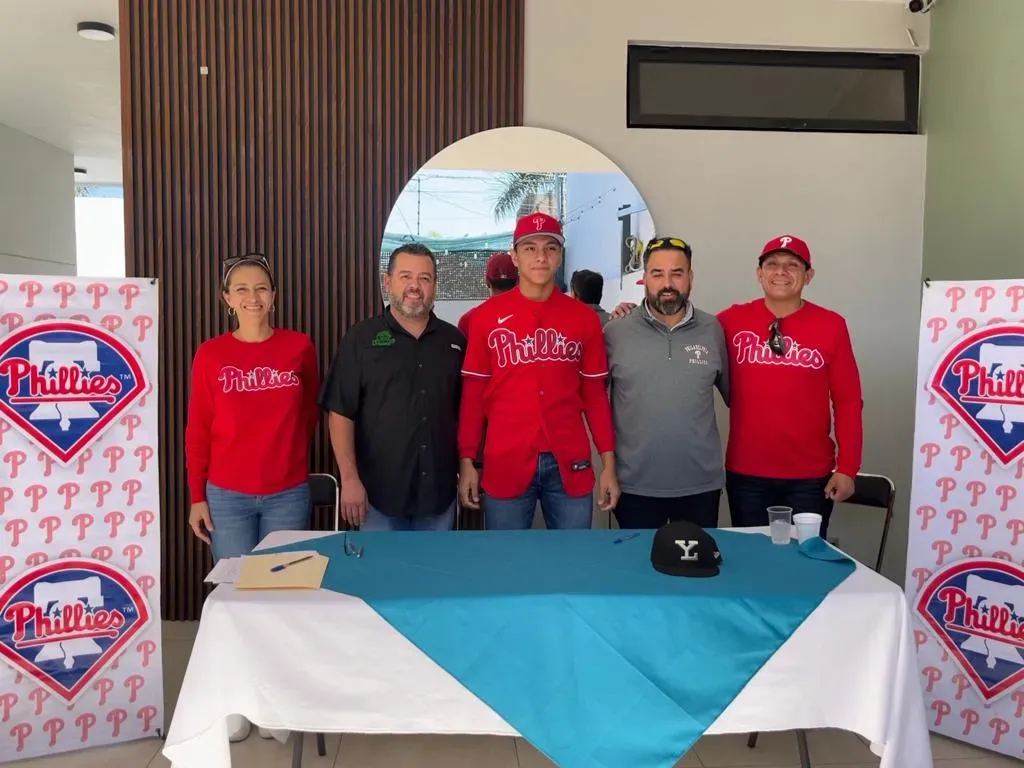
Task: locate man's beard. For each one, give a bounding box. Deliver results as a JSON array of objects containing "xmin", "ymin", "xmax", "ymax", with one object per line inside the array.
[
  {"xmin": 647, "ymin": 288, "xmax": 688, "ymax": 316},
  {"xmin": 391, "ymin": 289, "xmax": 433, "ymax": 318}
]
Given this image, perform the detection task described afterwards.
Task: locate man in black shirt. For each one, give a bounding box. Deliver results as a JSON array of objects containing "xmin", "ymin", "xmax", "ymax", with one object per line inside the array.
[{"xmin": 319, "ymin": 243, "xmax": 465, "ymax": 531}]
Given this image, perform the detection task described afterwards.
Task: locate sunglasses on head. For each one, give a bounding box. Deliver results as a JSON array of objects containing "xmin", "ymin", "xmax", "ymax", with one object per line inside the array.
[
  {"xmin": 644, "ymin": 237, "xmax": 691, "ymax": 258},
  {"xmin": 222, "ymin": 252, "xmax": 270, "ymax": 272},
  {"xmin": 768, "ymin": 318, "xmax": 786, "ymax": 356}
]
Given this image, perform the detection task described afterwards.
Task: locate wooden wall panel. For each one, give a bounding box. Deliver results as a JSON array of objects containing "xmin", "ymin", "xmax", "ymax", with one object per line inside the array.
[{"xmin": 119, "ymin": 0, "xmax": 524, "ymax": 620}]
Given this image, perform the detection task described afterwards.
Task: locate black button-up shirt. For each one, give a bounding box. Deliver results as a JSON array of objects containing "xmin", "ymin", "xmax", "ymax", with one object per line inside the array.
[{"xmin": 319, "ymin": 308, "xmax": 465, "ymax": 518}]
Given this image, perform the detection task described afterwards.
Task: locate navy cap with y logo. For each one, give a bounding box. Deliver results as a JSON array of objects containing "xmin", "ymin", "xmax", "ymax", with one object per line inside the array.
[{"xmin": 650, "ymin": 521, "xmax": 723, "ymax": 578}]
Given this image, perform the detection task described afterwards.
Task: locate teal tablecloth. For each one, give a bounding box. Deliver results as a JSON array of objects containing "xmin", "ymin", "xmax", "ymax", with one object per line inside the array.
[{"xmin": 262, "ymin": 528, "xmax": 855, "ymax": 768}]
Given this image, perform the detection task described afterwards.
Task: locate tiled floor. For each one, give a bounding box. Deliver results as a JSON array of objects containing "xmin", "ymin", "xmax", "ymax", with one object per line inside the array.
[{"xmin": 6, "ymin": 621, "xmax": 1019, "ymax": 768}]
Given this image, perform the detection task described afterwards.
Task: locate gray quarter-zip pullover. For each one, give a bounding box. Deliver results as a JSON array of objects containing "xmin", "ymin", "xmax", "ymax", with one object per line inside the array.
[{"xmin": 604, "ymin": 302, "xmax": 730, "ymax": 497}]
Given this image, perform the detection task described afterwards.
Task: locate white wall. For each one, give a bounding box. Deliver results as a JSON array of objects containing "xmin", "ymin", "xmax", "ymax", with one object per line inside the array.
[
  {"xmin": 0, "ymin": 123, "xmax": 76, "ymax": 275},
  {"xmin": 76, "ymin": 195, "xmax": 127, "ymax": 278},
  {"xmin": 525, "ymin": 0, "xmax": 928, "ymax": 578},
  {"xmin": 563, "ymin": 172, "xmax": 653, "ymax": 287}
]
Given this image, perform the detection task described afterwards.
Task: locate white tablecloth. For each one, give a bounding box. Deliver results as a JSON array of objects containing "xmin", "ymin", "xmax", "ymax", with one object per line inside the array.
[{"xmin": 163, "ymin": 530, "xmax": 933, "ymax": 768}]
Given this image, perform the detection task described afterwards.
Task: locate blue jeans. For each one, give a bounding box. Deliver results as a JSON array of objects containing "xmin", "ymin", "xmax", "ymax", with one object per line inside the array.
[
  {"xmin": 484, "ymin": 452, "xmax": 593, "ymax": 530},
  {"xmin": 362, "ymin": 501, "xmax": 456, "ymax": 531},
  {"xmin": 725, "ymin": 471, "xmax": 834, "ymax": 539},
  {"xmin": 206, "ymin": 481, "xmax": 311, "ymax": 562}
]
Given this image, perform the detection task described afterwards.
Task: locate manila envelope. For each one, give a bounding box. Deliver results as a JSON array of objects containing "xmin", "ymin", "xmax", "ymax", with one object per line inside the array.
[{"xmin": 235, "ymin": 551, "xmax": 328, "ymax": 591}]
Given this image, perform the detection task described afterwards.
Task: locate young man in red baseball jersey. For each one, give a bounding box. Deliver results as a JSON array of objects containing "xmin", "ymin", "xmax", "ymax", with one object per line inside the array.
[
  {"xmin": 457, "ymin": 251, "xmax": 518, "ymax": 337},
  {"xmin": 458, "ymin": 212, "xmax": 619, "ymax": 529},
  {"xmin": 717, "ymin": 235, "xmax": 863, "ymax": 538}
]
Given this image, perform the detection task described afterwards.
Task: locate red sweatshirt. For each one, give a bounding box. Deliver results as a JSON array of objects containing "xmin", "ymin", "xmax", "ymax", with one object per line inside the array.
[
  {"xmin": 717, "ymin": 299, "xmax": 863, "ymax": 479},
  {"xmin": 459, "ymin": 287, "xmax": 615, "ymax": 498},
  {"xmin": 186, "ymin": 329, "xmax": 320, "ymax": 503}
]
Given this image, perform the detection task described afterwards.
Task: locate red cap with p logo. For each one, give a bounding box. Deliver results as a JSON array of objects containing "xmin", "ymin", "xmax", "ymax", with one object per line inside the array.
[
  {"xmin": 513, "ymin": 212, "xmax": 564, "ymax": 247},
  {"xmin": 760, "ymin": 235, "xmax": 811, "ymax": 267}
]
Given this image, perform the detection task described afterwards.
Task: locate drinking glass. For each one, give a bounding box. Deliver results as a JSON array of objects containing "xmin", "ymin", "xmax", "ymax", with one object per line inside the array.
[{"xmin": 767, "ymin": 506, "xmax": 793, "ymax": 545}]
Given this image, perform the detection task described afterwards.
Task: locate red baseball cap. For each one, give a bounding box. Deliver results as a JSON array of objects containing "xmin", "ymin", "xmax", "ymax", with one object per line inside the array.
[
  {"xmin": 513, "ymin": 212, "xmax": 564, "ymax": 247},
  {"xmin": 485, "ymin": 252, "xmax": 517, "ymax": 282},
  {"xmin": 760, "ymin": 235, "xmax": 811, "ymax": 267}
]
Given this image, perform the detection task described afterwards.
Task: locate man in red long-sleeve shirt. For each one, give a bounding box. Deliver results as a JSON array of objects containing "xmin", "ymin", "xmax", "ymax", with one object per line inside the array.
[
  {"xmin": 458, "ymin": 212, "xmax": 619, "ymax": 529},
  {"xmin": 717, "ymin": 235, "xmax": 863, "ymax": 538}
]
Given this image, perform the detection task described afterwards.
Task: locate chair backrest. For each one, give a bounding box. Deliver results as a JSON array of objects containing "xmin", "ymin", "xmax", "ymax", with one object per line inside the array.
[
  {"xmin": 309, "ymin": 473, "xmax": 340, "ymax": 531},
  {"xmin": 841, "ymin": 472, "xmax": 896, "ymax": 573}
]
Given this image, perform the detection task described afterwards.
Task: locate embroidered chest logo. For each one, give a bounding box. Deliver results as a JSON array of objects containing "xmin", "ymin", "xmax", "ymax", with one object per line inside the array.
[
  {"xmin": 219, "ymin": 366, "xmax": 301, "ymax": 393},
  {"xmin": 685, "ymin": 343, "xmax": 710, "ymax": 366},
  {"xmin": 488, "ymin": 328, "xmax": 582, "ymax": 368},
  {"xmin": 927, "ymin": 324, "xmax": 1024, "ymax": 467},
  {"xmin": 732, "ymin": 330, "xmax": 825, "ymax": 370},
  {"xmin": 0, "ymin": 558, "xmax": 152, "ymax": 704},
  {"xmin": 0, "ymin": 319, "xmax": 149, "ymax": 465},
  {"xmin": 372, "ymin": 330, "xmax": 396, "ymax": 347},
  {"xmin": 916, "ymin": 558, "xmax": 1024, "ymax": 703}
]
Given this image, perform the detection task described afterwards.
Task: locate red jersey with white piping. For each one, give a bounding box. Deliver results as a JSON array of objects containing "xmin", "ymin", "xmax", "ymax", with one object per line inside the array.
[{"xmin": 458, "ymin": 287, "xmax": 615, "ymax": 499}]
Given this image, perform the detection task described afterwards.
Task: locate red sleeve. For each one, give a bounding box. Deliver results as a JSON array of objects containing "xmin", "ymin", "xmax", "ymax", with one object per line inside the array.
[
  {"xmin": 829, "ymin": 317, "xmax": 864, "ymax": 477},
  {"xmin": 457, "ymin": 308, "xmax": 472, "ymax": 338},
  {"xmin": 301, "ymin": 337, "xmax": 321, "ymax": 436},
  {"xmin": 579, "ymin": 313, "xmax": 615, "ymax": 453},
  {"xmin": 185, "ymin": 345, "xmax": 214, "ymax": 504},
  {"xmin": 458, "ymin": 310, "xmax": 491, "ymax": 460}
]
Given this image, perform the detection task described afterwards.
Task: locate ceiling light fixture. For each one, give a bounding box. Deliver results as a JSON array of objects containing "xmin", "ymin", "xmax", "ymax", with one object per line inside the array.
[{"xmin": 77, "ymin": 21, "xmax": 117, "ymax": 42}]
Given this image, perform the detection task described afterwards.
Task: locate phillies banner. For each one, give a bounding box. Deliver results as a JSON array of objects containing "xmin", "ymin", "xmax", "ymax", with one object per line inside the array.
[
  {"xmin": 907, "ymin": 279, "xmax": 1024, "ymax": 760},
  {"xmin": 0, "ymin": 277, "xmax": 162, "ymax": 763}
]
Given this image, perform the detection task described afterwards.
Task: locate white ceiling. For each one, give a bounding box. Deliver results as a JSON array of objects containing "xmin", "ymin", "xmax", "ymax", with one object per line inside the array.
[
  {"xmin": 0, "ymin": 0, "xmax": 914, "ymax": 189},
  {"xmin": 0, "ymin": 0, "xmax": 121, "ymax": 184}
]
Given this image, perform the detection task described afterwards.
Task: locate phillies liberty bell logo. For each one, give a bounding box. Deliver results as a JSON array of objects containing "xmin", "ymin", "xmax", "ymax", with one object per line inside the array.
[
  {"xmin": 0, "ymin": 320, "xmax": 148, "ymax": 465},
  {"xmin": 916, "ymin": 558, "xmax": 1024, "ymax": 703},
  {"xmin": 0, "ymin": 559, "xmax": 152, "ymax": 704},
  {"xmin": 928, "ymin": 323, "xmax": 1024, "ymax": 467}
]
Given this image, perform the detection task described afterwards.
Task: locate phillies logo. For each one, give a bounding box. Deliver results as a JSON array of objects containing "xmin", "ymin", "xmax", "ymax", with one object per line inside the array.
[
  {"xmin": 488, "ymin": 328, "xmax": 582, "ymax": 368},
  {"xmin": 916, "ymin": 558, "xmax": 1024, "ymax": 703},
  {"xmin": 0, "ymin": 320, "xmax": 148, "ymax": 465},
  {"xmin": 928, "ymin": 323, "xmax": 1024, "ymax": 467},
  {"xmin": 219, "ymin": 365, "xmax": 301, "ymax": 393},
  {"xmin": 0, "ymin": 558, "xmax": 151, "ymax": 704}
]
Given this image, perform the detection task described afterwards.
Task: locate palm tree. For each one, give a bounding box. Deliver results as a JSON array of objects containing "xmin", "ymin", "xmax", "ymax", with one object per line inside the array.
[{"xmin": 490, "ymin": 172, "xmax": 565, "ymax": 222}]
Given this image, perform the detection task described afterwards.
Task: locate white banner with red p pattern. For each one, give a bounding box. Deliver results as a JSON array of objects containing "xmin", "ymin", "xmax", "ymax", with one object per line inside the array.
[
  {"xmin": 907, "ymin": 279, "xmax": 1024, "ymax": 760},
  {"xmin": 0, "ymin": 276, "xmax": 162, "ymax": 762}
]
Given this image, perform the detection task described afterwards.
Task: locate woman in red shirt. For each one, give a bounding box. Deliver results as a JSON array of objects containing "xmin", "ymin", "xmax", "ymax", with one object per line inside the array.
[
  {"xmin": 186, "ymin": 253, "xmax": 320, "ymax": 557},
  {"xmin": 185, "ymin": 254, "xmax": 319, "ymax": 740}
]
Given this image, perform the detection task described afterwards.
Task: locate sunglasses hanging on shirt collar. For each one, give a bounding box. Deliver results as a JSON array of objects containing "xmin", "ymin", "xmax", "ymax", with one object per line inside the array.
[{"xmin": 768, "ymin": 318, "xmax": 786, "ymax": 356}]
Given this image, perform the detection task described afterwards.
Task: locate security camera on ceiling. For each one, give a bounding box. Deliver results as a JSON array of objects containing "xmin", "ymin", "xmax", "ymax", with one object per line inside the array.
[{"xmin": 907, "ymin": 0, "xmax": 942, "ymax": 13}]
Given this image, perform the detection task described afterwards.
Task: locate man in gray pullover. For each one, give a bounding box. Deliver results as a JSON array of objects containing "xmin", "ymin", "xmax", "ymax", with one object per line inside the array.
[{"xmin": 604, "ymin": 236, "xmax": 730, "ymax": 528}]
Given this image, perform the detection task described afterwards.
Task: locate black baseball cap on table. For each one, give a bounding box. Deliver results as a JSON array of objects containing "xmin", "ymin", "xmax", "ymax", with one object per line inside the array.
[{"xmin": 650, "ymin": 521, "xmax": 723, "ymax": 578}]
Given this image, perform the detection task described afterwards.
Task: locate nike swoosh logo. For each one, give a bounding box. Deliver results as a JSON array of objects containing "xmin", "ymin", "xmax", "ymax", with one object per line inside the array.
[{"xmin": 497, "ymin": 314, "xmax": 513, "ymax": 324}]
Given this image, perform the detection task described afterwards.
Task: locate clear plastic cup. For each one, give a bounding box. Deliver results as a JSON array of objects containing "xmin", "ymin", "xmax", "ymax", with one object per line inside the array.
[
  {"xmin": 767, "ymin": 506, "xmax": 793, "ymax": 545},
  {"xmin": 793, "ymin": 512, "xmax": 823, "ymax": 544}
]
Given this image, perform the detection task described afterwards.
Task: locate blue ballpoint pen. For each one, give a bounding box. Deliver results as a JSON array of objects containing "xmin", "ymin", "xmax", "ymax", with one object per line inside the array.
[
  {"xmin": 270, "ymin": 554, "xmax": 314, "ymax": 572},
  {"xmin": 613, "ymin": 533, "xmax": 640, "ymax": 544}
]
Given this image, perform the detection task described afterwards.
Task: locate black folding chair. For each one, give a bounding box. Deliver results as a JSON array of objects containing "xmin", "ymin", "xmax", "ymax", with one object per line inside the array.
[
  {"xmin": 309, "ymin": 472, "xmax": 341, "ymax": 532},
  {"xmin": 745, "ymin": 472, "xmax": 897, "ymax": 767},
  {"xmin": 289, "ymin": 473, "xmax": 338, "ymax": 767}
]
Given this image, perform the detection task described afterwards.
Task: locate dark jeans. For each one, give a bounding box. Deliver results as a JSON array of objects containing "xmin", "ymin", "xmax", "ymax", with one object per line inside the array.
[
  {"xmin": 725, "ymin": 471, "xmax": 834, "ymax": 539},
  {"xmin": 614, "ymin": 489, "xmax": 721, "ymax": 529}
]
